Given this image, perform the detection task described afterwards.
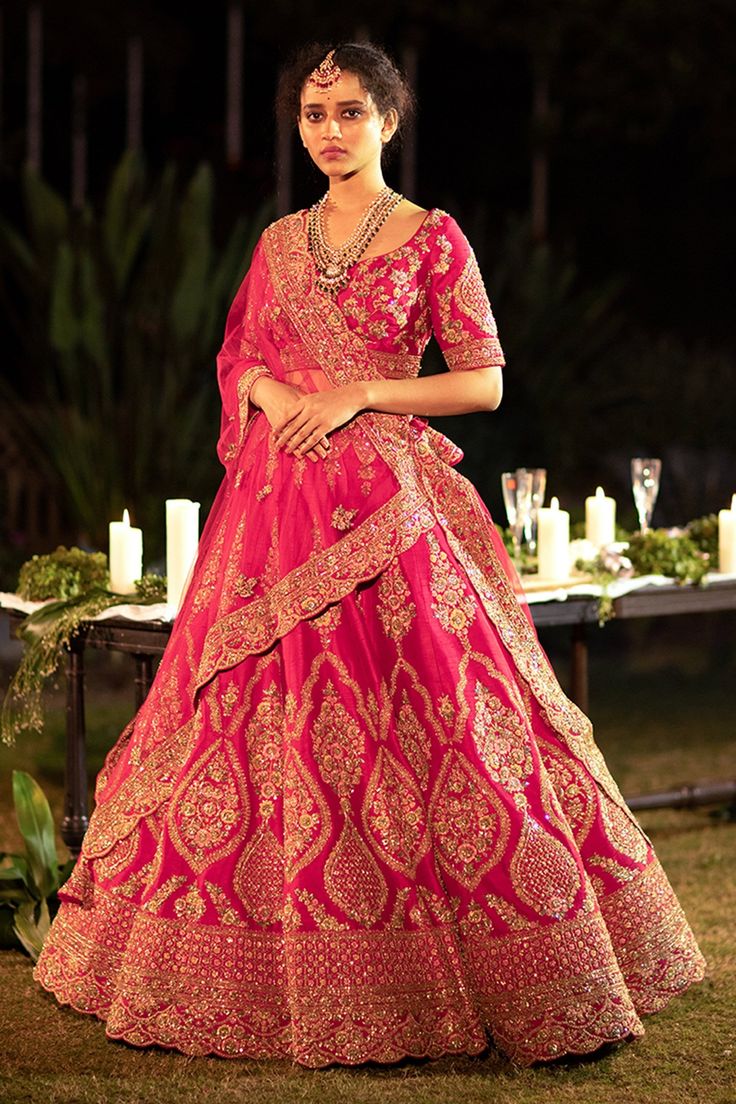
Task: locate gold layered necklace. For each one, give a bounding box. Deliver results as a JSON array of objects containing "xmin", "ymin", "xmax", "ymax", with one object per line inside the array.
[{"xmin": 307, "ymin": 186, "xmax": 404, "ymax": 296}]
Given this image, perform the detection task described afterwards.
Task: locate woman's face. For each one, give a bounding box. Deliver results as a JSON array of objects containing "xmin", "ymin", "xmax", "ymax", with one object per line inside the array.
[{"xmin": 297, "ymin": 69, "xmax": 397, "ymax": 180}]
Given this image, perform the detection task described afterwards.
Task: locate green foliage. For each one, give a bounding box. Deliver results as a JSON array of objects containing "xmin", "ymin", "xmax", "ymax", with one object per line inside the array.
[
  {"xmin": 627, "ymin": 529, "xmax": 710, "ymax": 584},
  {"xmin": 17, "ymin": 546, "xmax": 109, "ymax": 601},
  {"xmin": 686, "ymin": 514, "xmax": 719, "ymax": 565},
  {"xmin": 0, "ymin": 153, "xmax": 273, "ymax": 556},
  {"xmin": 0, "ymin": 771, "xmax": 74, "ymax": 960},
  {"xmin": 134, "ymin": 573, "xmax": 167, "ymax": 602},
  {"xmin": 2, "ymin": 560, "xmax": 168, "ymax": 746}
]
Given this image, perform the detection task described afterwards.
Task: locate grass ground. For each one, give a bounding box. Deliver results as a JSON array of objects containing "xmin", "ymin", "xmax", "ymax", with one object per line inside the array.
[{"xmin": 0, "ymin": 615, "xmax": 734, "ymax": 1103}]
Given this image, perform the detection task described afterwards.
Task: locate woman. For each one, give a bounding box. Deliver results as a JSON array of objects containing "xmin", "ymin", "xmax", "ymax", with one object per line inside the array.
[{"xmin": 34, "ymin": 42, "xmax": 705, "ymax": 1068}]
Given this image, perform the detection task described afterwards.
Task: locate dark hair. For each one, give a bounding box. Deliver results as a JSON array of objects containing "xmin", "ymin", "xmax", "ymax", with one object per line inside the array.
[{"xmin": 275, "ymin": 42, "xmax": 416, "ymax": 162}]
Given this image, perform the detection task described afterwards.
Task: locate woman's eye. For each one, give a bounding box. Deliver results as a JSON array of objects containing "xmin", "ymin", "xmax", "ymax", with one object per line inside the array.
[
  {"xmin": 344, "ymin": 109, "xmax": 362, "ymax": 118},
  {"xmin": 306, "ymin": 112, "xmax": 322, "ymax": 122}
]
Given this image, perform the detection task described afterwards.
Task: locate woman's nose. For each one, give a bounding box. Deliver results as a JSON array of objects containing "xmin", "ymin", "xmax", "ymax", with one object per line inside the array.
[{"xmin": 324, "ymin": 116, "xmax": 342, "ymax": 138}]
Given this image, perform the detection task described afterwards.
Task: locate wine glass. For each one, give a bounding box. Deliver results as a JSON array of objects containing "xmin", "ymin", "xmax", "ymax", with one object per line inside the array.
[
  {"xmin": 631, "ymin": 458, "xmax": 661, "ymax": 532},
  {"xmin": 501, "ymin": 468, "xmax": 533, "ymax": 568},
  {"xmin": 523, "ymin": 468, "xmax": 547, "ymax": 554}
]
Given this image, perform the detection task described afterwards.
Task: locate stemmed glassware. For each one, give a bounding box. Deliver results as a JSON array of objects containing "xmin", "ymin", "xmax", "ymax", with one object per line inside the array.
[
  {"xmin": 501, "ymin": 468, "xmax": 534, "ymax": 568},
  {"xmin": 630, "ymin": 458, "xmax": 662, "ymax": 532},
  {"xmin": 523, "ymin": 468, "xmax": 547, "ymax": 555}
]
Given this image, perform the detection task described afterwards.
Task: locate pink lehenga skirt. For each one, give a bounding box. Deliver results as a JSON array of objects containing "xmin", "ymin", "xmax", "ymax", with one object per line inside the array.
[{"xmin": 33, "ymin": 411, "xmax": 705, "ymax": 1067}]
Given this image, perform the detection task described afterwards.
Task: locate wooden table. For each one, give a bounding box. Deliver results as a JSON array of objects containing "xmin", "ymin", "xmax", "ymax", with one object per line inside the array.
[{"xmin": 7, "ymin": 578, "xmax": 736, "ymax": 856}]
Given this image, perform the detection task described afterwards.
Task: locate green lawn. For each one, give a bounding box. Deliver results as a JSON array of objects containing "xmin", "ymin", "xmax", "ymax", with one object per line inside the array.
[{"xmin": 0, "ymin": 619, "xmax": 734, "ymax": 1104}]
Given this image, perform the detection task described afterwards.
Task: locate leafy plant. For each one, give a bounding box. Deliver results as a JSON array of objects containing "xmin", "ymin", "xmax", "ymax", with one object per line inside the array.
[
  {"xmin": 686, "ymin": 514, "xmax": 719, "ymax": 566},
  {"xmin": 0, "ymin": 771, "xmax": 74, "ymax": 960},
  {"xmin": 2, "ymin": 550, "xmax": 169, "ymax": 746},
  {"xmin": 17, "ymin": 545, "xmax": 109, "ymax": 601},
  {"xmin": 626, "ymin": 529, "xmax": 710, "ymax": 584},
  {"xmin": 0, "ymin": 153, "xmax": 272, "ymax": 557}
]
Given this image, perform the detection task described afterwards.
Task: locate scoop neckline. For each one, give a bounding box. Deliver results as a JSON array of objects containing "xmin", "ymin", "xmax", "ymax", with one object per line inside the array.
[{"xmin": 349, "ymin": 207, "xmax": 440, "ymax": 266}]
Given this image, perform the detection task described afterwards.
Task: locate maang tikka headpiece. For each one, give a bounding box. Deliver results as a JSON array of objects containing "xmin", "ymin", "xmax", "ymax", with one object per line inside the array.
[{"xmin": 308, "ymin": 49, "xmax": 342, "ymax": 91}]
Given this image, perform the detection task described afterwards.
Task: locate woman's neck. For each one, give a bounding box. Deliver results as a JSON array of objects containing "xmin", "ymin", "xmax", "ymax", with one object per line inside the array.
[{"xmin": 326, "ymin": 167, "xmax": 388, "ymax": 213}]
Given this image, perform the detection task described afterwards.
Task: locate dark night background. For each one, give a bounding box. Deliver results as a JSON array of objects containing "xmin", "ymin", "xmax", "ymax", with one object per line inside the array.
[{"xmin": 1, "ymin": 0, "xmax": 734, "ymax": 567}]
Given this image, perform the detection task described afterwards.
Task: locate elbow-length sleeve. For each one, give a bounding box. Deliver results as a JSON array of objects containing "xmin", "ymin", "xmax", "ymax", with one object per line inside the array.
[
  {"xmin": 427, "ymin": 215, "xmax": 505, "ymax": 372},
  {"xmin": 215, "ymin": 238, "xmax": 273, "ymax": 467}
]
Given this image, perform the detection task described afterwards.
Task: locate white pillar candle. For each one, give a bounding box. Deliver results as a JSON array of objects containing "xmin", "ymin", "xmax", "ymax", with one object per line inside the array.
[
  {"xmin": 108, "ymin": 509, "xmax": 143, "ymax": 594},
  {"xmin": 718, "ymin": 494, "xmax": 736, "ymax": 574},
  {"xmin": 166, "ymin": 499, "xmax": 200, "ymax": 613},
  {"xmin": 585, "ymin": 485, "xmax": 616, "ymax": 548},
  {"xmin": 537, "ymin": 496, "xmax": 570, "ymax": 581}
]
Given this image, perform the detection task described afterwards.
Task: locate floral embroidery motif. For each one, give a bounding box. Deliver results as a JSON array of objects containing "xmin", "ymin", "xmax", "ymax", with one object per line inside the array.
[
  {"xmin": 235, "ymin": 574, "xmax": 259, "ymax": 599},
  {"xmin": 294, "ymin": 889, "xmax": 351, "ymax": 931},
  {"xmin": 311, "ymin": 680, "xmax": 365, "ymax": 800},
  {"xmin": 166, "ymin": 739, "xmax": 251, "ymax": 873},
  {"xmin": 471, "ymin": 684, "xmax": 533, "ymax": 810},
  {"xmin": 426, "ymin": 531, "xmax": 477, "ymax": 639},
  {"xmin": 330, "ymin": 505, "xmax": 358, "ymax": 531},
  {"xmin": 429, "ymin": 750, "xmax": 511, "ymax": 890},
  {"xmin": 377, "ymin": 561, "xmax": 416, "ymax": 641},
  {"xmin": 362, "ymin": 747, "xmax": 430, "ymax": 877},
  {"xmin": 205, "ymin": 881, "xmax": 240, "ymax": 925},
  {"xmin": 245, "ymin": 683, "xmax": 284, "ymax": 821},
  {"xmin": 283, "ymin": 749, "xmax": 331, "ymax": 881}
]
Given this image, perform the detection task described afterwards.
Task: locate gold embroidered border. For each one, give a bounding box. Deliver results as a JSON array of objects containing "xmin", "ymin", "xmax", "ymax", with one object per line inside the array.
[
  {"xmin": 598, "ymin": 857, "xmax": 707, "ymax": 1015},
  {"xmin": 236, "ymin": 365, "xmax": 272, "ymax": 443},
  {"xmin": 369, "ymin": 349, "xmax": 422, "ymax": 378},
  {"xmin": 444, "ymin": 336, "xmax": 505, "ymax": 372},
  {"xmin": 34, "ymin": 862, "xmax": 703, "ymax": 1068},
  {"xmin": 194, "ymin": 484, "xmax": 436, "ymax": 692}
]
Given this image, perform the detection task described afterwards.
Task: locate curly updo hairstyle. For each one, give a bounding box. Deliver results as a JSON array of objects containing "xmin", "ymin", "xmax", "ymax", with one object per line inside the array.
[{"xmin": 276, "ymin": 42, "xmax": 416, "ymax": 163}]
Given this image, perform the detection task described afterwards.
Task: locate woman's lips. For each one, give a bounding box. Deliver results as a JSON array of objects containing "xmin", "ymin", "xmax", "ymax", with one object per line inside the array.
[{"xmin": 321, "ymin": 148, "xmax": 346, "ymax": 158}]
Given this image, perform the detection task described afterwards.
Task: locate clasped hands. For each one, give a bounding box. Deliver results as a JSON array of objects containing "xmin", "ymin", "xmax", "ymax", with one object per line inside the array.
[{"xmin": 252, "ymin": 377, "xmax": 364, "ymax": 462}]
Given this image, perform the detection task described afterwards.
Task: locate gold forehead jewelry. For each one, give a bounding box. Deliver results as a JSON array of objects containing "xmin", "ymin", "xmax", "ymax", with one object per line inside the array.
[{"xmin": 308, "ymin": 49, "xmax": 342, "ymax": 91}]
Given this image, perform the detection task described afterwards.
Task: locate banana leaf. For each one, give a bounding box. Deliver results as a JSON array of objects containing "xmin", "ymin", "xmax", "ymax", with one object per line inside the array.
[
  {"xmin": 11, "ymin": 771, "xmax": 59, "ymax": 900},
  {"xmin": 14, "ymin": 897, "xmax": 50, "ymax": 961}
]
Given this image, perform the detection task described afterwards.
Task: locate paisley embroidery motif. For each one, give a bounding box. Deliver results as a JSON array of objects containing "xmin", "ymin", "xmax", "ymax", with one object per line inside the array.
[
  {"xmin": 471, "ymin": 684, "xmax": 533, "ymax": 810},
  {"xmin": 311, "ymin": 680, "xmax": 365, "ymax": 800},
  {"xmin": 233, "ymin": 826, "xmax": 285, "ymax": 926},
  {"xmin": 166, "ymin": 739, "xmax": 251, "ymax": 873},
  {"xmin": 537, "ymin": 737, "xmax": 598, "ymax": 843},
  {"xmin": 283, "ymin": 749, "xmax": 331, "ymax": 881},
  {"xmin": 323, "ymin": 814, "xmax": 388, "ymax": 926},
  {"xmin": 429, "ymin": 750, "xmax": 511, "ymax": 890},
  {"xmin": 362, "ymin": 747, "xmax": 430, "ymax": 877},
  {"xmin": 509, "ymin": 814, "xmax": 583, "ymax": 920},
  {"xmin": 396, "ymin": 689, "xmax": 431, "ymax": 791},
  {"xmin": 377, "ymin": 560, "xmax": 416, "ymax": 641}
]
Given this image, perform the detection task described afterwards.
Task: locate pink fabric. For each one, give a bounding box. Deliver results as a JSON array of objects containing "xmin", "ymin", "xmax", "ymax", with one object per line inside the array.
[{"xmin": 33, "ymin": 208, "xmax": 705, "ymax": 1068}]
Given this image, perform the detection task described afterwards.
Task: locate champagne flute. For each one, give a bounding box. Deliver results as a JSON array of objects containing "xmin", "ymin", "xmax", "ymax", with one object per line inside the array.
[
  {"xmin": 523, "ymin": 468, "xmax": 547, "ymax": 555},
  {"xmin": 501, "ymin": 469, "xmax": 533, "ymax": 568},
  {"xmin": 631, "ymin": 458, "xmax": 661, "ymax": 532}
]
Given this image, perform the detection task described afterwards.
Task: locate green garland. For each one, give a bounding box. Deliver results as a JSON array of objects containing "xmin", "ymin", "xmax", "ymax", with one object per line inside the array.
[{"xmin": 1, "ymin": 547, "xmax": 166, "ymax": 747}]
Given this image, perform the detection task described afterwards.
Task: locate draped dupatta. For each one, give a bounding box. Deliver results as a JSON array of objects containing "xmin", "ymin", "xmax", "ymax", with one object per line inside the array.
[{"xmin": 192, "ymin": 211, "xmax": 639, "ymax": 828}]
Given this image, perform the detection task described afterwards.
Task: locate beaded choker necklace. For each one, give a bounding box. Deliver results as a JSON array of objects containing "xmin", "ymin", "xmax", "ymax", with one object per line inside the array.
[{"xmin": 307, "ymin": 186, "xmax": 404, "ymax": 296}]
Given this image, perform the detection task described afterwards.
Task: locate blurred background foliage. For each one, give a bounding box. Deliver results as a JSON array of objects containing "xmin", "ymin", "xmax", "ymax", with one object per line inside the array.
[{"xmin": 0, "ymin": 153, "xmax": 271, "ymax": 571}]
